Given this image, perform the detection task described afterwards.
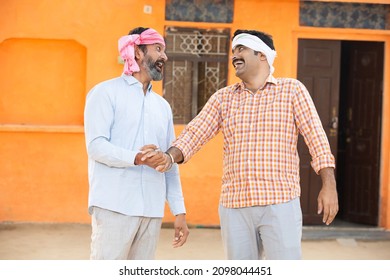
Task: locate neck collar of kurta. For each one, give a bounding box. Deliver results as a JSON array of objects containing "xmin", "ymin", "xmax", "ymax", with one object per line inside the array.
[{"xmin": 121, "ymin": 73, "xmax": 153, "ymax": 92}]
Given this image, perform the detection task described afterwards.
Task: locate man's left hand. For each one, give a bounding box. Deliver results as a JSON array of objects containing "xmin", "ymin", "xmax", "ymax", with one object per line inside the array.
[
  {"xmin": 317, "ymin": 167, "xmax": 339, "ymax": 225},
  {"xmin": 172, "ymin": 214, "xmax": 189, "ymax": 248}
]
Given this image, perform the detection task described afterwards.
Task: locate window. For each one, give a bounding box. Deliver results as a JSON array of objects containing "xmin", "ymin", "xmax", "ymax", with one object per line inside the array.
[
  {"xmin": 163, "ymin": 27, "xmax": 230, "ymax": 124},
  {"xmin": 300, "ymin": 1, "xmax": 390, "ymax": 30}
]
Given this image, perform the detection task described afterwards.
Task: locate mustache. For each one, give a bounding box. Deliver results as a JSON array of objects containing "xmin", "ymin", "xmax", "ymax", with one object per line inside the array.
[
  {"xmin": 155, "ymin": 59, "xmax": 166, "ymax": 66},
  {"xmin": 232, "ymin": 58, "xmax": 244, "ymax": 67}
]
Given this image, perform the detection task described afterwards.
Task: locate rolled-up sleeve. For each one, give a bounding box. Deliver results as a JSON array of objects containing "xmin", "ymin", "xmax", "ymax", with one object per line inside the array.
[{"xmin": 293, "ymin": 81, "xmax": 335, "ymax": 174}]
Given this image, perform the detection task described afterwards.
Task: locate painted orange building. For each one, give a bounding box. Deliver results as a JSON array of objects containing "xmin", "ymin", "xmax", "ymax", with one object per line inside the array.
[{"xmin": 1, "ymin": 0, "xmax": 390, "ymax": 230}]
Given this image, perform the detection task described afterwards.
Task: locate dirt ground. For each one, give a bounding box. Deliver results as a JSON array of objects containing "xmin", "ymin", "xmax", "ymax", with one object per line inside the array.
[{"xmin": 1, "ymin": 223, "xmax": 390, "ymax": 260}]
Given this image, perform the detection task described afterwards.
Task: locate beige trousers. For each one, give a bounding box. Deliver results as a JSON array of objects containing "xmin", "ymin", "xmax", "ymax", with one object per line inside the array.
[{"xmin": 90, "ymin": 207, "xmax": 162, "ymax": 260}]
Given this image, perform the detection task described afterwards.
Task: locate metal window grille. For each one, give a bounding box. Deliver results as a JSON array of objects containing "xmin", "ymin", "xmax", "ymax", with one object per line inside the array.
[{"xmin": 163, "ymin": 27, "xmax": 230, "ymax": 124}]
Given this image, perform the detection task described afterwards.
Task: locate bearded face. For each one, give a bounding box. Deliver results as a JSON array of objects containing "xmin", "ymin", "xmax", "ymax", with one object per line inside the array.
[{"xmin": 143, "ymin": 54, "xmax": 165, "ymax": 81}]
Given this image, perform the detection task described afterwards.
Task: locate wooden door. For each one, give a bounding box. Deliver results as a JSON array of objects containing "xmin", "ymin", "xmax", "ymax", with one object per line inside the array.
[
  {"xmin": 339, "ymin": 41, "xmax": 383, "ymax": 225},
  {"xmin": 297, "ymin": 39, "xmax": 340, "ymax": 224}
]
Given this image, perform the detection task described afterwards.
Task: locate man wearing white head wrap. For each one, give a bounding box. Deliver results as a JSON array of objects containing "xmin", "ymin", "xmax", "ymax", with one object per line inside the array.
[
  {"xmin": 232, "ymin": 33, "xmax": 277, "ymax": 74},
  {"xmin": 148, "ymin": 29, "xmax": 338, "ymax": 260},
  {"xmin": 84, "ymin": 27, "xmax": 189, "ymax": 260}
]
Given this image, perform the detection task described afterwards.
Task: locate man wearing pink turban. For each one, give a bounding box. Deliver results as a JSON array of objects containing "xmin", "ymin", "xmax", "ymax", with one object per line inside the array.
[{"xmin": 84, "ymin": 27, "xmax": 189, "ymax": 260}]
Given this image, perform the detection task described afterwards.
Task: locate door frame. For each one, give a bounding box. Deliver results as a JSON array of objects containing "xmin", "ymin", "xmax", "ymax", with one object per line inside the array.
[{"xmin": 292, "ymin": 28, "xmax": 390, "ymax": 229}]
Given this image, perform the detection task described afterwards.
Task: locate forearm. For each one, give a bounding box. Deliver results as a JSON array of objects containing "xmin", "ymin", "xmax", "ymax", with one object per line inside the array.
[
  {"xmin": 87, "ymin": 137, "xmax": 137, "ymax": 168},
  {"xmin": 319, "ymin": 167, "xmax": 336, "ymax": 189},
  {"xmin": 165, "ymin": 164, "xmax": 186, "ymax": 215}
]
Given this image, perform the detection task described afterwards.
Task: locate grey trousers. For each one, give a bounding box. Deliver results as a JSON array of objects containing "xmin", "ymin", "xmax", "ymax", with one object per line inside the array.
[
  {"xmin": 219, "ymin": 198, "xmax": 302, "ymax": 260},
  {"xmin": 90, "ymin": 207, "xmax": 162, "ymax": 260}
]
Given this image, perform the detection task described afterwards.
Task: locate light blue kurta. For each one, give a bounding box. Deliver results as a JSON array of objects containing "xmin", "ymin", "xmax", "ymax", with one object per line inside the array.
[{"xmin": 84, "ymin": 74, "xmax": 185, "ymax": 217}]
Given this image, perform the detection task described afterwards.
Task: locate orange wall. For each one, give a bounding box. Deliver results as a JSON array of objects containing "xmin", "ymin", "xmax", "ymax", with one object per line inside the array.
[
  {"xmin": 0, "ymin": 129, "xmax": 88, "ymax": 222},
  {"xmin": 1, "ymin": 0, "xmax": 389, "ymax": 229}
]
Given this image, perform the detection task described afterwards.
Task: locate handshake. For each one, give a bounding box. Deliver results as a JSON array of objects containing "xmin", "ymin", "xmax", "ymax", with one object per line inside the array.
[{"xmin": 134, "ymin": 144, "xmax": 174, "ymax": 172}]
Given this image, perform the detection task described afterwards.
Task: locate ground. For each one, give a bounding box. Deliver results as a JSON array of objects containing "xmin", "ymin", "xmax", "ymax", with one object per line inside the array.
[{"xmin": 1, "ymin": 223, "xmax": 390, "ymax": 260}]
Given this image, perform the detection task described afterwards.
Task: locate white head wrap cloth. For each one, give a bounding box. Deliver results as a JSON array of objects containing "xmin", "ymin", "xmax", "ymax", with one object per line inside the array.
[
  {"xmin": 118, "ymin": 28, "xmax": 165, "ymax": 75},
  {"xmin": 232, "ymin": 33, "xmax": 277, "ymax": 74}
]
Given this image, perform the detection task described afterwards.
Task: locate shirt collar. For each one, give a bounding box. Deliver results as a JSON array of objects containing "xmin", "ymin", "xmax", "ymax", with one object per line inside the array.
[
  {"xmin": 234, "ymin": 74, "xmax": 278, "ymax": 93},
  {"xmin": 121, "ymin": 73, "xmax": 153, "ymax": 92},
  {"xmin": 266, "ymin": 74, "xmax": 278, "ymax": 86}
]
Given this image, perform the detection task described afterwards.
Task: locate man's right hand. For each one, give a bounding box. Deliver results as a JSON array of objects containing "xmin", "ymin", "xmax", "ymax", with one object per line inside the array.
[{"xmin": 134, "ymin": 145, "xmax": 172, "ymax": 171}]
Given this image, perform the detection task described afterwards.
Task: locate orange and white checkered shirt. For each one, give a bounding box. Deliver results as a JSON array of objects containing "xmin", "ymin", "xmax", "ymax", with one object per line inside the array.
[{"xmin": 172, "ymin": 75, "xmax": 335, "ymax": 208}]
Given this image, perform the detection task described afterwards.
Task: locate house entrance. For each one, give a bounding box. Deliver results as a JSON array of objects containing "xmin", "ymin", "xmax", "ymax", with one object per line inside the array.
[{"xmin": 298, "ymin": 39, "xmax": 384, "ymax": 226}]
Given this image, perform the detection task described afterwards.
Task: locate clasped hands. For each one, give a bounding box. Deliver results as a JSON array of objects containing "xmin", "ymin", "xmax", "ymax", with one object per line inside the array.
[{"xmin": 134, "ymin": 144, "xmax": 172, "ymax": 172}]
